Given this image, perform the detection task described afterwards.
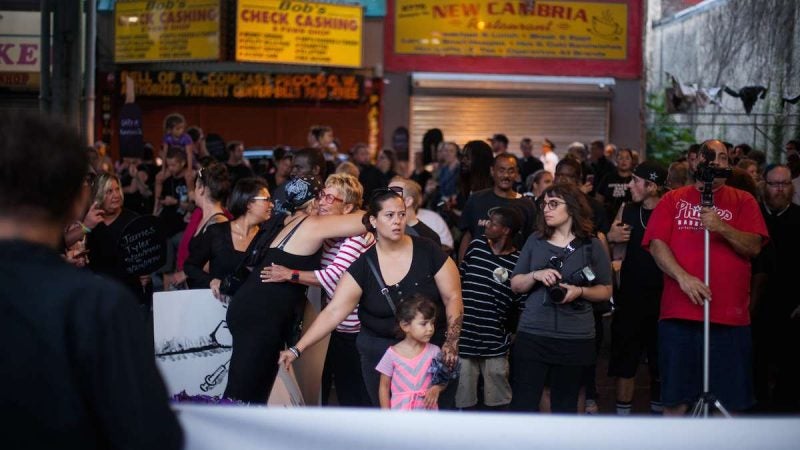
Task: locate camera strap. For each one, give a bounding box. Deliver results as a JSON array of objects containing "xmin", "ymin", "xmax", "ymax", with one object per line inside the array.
[
  {"xmin": 561, "ymin": 237, "xmax": 587, "ymax": 261},
  {"xmin": 366, "ymin": 253, "xmax": 397, "ymax": 316}
]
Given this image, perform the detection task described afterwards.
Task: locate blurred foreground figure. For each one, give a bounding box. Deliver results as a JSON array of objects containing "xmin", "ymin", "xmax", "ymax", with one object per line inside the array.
[{"xmin": 0, "ymin": 112, "xmax": 183, "ymax": 450}]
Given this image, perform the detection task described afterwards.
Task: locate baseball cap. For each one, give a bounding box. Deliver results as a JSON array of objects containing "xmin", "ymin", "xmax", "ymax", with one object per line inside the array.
[{"xmin": 633, "ymin": 161, "xmax": 668, "ymax": 186}]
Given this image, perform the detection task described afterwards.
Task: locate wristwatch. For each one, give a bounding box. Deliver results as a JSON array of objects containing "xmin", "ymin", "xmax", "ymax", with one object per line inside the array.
[{"xmin": 291, "ymin": 270, "xmax": 300, "ymax": 283}]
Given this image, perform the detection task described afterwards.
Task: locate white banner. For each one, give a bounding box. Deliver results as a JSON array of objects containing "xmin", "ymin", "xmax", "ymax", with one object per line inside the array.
[
  {"xmin": 153, "ymin": 289, "xmax": 303, "ymax": 406},
  {"xmin": 174, "ymin": 403, "xmax": 800, "ymax": 450}
]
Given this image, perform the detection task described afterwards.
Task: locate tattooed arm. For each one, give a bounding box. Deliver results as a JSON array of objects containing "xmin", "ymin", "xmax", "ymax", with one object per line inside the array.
[{"xmin": 434, "ymin": 257, "xmax": 463, "ymax": 368}]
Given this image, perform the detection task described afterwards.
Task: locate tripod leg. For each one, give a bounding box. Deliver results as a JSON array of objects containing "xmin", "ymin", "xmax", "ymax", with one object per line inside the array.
[
  {"xmin": 713, "ymin": 399, "xmax": 732, "ymax": 418},
  {"xmin": 691, "ymin": 398, "xmax": 706, "ymax": 417}
]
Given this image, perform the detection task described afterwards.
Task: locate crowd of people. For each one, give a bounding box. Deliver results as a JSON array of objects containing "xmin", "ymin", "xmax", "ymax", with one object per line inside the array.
[{"xmin": 4, "ymin": 110, "xmax": 800, "ymax": 446}]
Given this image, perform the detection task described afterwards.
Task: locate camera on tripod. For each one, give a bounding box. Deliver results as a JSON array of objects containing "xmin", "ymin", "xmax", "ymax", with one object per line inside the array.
[{"xmin": 543, "ymin": 255, "xmax": 596, "ymax": 303}]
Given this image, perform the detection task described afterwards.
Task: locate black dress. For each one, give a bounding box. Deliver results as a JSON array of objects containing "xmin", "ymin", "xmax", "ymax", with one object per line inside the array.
[
  {"xmin": 224, "ymin": 217, "xmax": 322, "ymax": 404},
  {"xmin": 184, "ymin": 221, "xmax": 245, "ymax": 289}
]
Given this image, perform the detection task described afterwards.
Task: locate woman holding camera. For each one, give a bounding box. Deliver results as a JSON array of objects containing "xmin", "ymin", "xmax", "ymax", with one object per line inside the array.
[{"xmin": 509, "ymin": 183, "xmax": 612, "ymax": 413}]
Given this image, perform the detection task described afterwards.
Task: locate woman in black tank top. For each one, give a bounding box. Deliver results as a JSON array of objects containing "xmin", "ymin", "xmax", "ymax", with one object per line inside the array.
[{"xmin": 224, "ymin": 176, "xmax": 368, "ymax": 404}]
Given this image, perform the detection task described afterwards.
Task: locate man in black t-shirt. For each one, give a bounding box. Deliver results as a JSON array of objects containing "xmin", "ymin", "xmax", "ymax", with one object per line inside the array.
[
  {"xmin": 606, "ymin": 161, "xmax": 668, "ymax": 415},
  {"xmin": 156, "ymin": 146, "xmax": 193, "ymax": 238},
  {"xmin": 226, "ymin": 140, "xmax": 255, "ymax": 188},
  {"xmin": 352, "ymin": 143, "xmax": 384, "ymax": 202},
  {"xmin": 596, "ymin": 147, "xmax": 634, "ymax": 220},
  {"xmin": 458, "ymin": 153, "xmax": 537, "ymax": 263}
]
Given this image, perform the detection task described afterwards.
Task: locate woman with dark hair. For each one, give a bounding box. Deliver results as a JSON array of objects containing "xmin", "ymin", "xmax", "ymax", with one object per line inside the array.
[
  {"xmin": 184, "ymin": 176, "xmax": 268, "ymax": 296},
  {"xmin": 376, "ymin": 149, "xmax": 398, "ymax": 187},
  {"xmin": 86, "ymin": 173, "xmax": 148, "ymax": 302},
  {"xmin": 173, "ymin": 161, "xmax": 232, "ymax": 288},
  {"xmin": 224, "ymin": 176, "xmax": 369, "ymax": 404},
  {"xmin": 422, "ymin": 128, "xmax": 444, "ymax": 166},
  {"xmin": 278, "ymin": 187, "xmax": 463, "ymax": 408},
  {"xmin": 457, "ymin": 140, "xmax": 494, "ymax": 209},
  {"xmin": 509, "ymin": 183, "xmax": 613, "ymax": 413}
]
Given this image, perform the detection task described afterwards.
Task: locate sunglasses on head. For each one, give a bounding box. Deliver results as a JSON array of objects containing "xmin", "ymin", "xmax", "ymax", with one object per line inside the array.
[{"xmin": 370, "ymin": 185, "xmax": 403, "ymax": 201}]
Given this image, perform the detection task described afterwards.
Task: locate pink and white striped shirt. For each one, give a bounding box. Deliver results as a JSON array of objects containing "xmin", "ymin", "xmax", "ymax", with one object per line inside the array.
[{"xmin": 314, "ymin": 233, "xmax": 375, "ymax": 333}]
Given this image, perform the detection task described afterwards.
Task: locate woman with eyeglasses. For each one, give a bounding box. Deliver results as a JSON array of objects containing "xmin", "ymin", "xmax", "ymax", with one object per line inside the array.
[
  {"xmin": 278, "ymin": 186, "xmax": 464, "ymax": 408},
  {"xmin": 223, "ymin": 176, "xmax": 369, "ymax": 404},
  {"xmin": 183, "ymin": 174, "xmax": 265, "ymax": 298},
  {"xmin": 509, "ymin": 183, "xmax": 613, "ymax": 413}
]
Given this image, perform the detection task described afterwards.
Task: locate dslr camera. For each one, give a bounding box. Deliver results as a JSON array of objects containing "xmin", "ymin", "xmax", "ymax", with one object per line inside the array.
[{"xmin": 544, "ymin": 256, "xmax": 597, "ymax": 303}]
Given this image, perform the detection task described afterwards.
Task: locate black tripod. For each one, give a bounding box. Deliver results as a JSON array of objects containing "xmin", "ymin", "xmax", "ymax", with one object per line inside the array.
[{"xmin": 690, "ymin": 179, "xmax": 732, "ymax": 418}]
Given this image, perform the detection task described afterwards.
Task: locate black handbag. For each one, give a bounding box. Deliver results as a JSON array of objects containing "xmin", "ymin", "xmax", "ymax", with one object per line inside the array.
[{"xmin": 219, "ymin": 213, "xmax": 287, "ymax": 297}]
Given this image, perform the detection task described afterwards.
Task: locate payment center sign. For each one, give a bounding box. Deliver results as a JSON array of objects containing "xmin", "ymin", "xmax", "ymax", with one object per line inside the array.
[
  {"xmin": 395, "ymin": 0, "xmax": 628, "ymax": 60},
  {"xmin": 115, "ymin": 0, "xmax": 221, "ymax": 63},
  {"xmin": 236, "ymin": 0, "xmax": 363, "ymax": 68}
]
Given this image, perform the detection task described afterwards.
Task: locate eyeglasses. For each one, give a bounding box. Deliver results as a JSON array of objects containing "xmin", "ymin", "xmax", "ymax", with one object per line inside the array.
[
  {"xmin": 370, "ymin": 185, "xmax": 403, "ymax": 200},
  {"xmin": 318, "ymin": 190, "xmax": 344, "ymax": 204},
  {"xmin": 84, "ymin": 172, "xmax": 97, "ymax": 187},
  {"xmin": 542, "ymin": 199, "xmax": 567, "ymax": 210},
  {"xmin": 766, "ymin": 181, "xmax": 791, "ymax": 188},
  {"xmin": 252, "ymin": 196, "xmax": 273, "ymax": 203}
]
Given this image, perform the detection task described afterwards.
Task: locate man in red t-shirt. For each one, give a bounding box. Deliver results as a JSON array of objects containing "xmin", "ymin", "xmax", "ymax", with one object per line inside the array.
[{"xmin": 642, "ymin": 139, "xmax": 768, "ymax": 415}]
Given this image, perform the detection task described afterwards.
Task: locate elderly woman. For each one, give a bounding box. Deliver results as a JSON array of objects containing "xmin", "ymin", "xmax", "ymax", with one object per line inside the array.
[
  {"xmin": 509, "ymin": 183, "xmax": 613, "ymax": 413},
  {"xmin": 279, "ymin": 187, "xmax": 463, "ymax": 408},
  {"xmin": 224, "ymin": 176, "xmax": 369, "ymax": 404}
]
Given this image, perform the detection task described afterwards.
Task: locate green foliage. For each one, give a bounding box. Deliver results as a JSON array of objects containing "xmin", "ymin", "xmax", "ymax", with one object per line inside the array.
[{"xmin": 645, "ymin": 93, "xmax": 696, "ymax": 166}]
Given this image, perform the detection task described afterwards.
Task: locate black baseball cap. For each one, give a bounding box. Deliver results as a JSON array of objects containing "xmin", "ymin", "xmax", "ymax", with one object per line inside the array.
[{"xmin": 633, "ymin": 161, "xmax": 668, "ymax": 186}]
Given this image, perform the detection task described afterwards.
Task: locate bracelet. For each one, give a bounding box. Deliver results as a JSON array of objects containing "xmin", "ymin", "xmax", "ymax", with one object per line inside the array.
[
  {"xmin": 580, "ymin": 287, "xmax": 585, "ymax": 297},
  {"xmin": 78, "ymin": 221, "xmax": 92, "ymax": 234},
  {"xmin": 288, "ymin": 346, "xmax": 302, "ymax": 359}
]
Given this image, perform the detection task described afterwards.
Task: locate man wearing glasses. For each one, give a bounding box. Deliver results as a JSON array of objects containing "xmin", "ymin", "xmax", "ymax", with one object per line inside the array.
[{"xmin": 757, "ymin": 164, "xmax": 800, "ymax": 411}]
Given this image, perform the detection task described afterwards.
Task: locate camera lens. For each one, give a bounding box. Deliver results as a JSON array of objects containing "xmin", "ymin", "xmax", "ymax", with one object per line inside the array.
[{"xmin": 547, "ymin": 285, "xmax": 566, "ymax": 303}]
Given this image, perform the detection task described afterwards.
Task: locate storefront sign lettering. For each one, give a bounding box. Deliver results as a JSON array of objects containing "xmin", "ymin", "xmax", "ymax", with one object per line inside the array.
[
  {"xmin": 119, "ymin": 70, "xmax": 365, "ymax": 102},
  {"xmin": 236, "ymin": 0, "xmax": 363, "ymax": 68},
  {"xmin": 395, "ymin": 0, "xmax": 627, "ymax": 60},
  {"xmin": 114, "ymin": 0, "xmax": 221, "ymax": 62}
]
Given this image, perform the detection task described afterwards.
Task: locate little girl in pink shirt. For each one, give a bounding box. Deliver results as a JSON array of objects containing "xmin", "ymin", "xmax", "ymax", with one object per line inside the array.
[{"xmin": 376, "ymin": 295, "xmax": 444, "ymax": 410}]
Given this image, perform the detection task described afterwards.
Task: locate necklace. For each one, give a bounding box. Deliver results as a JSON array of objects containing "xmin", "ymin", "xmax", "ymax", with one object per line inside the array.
[
  {"xmin": 639, "ymin": 206, "xmax": 649, "ymax": 229},
  {"xmin": 233, "ymin": 221, "xmax": 254, "ymax": 240}
]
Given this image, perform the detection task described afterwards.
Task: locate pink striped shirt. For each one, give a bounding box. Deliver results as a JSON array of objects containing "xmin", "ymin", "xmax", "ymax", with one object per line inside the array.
[
  {"xmin": 314, "ymin": 233, "xmax": 375, "ymax": 333},
  {"xmin": 375, "ymin": 343, "xmax": 440, "ymax": 410}
]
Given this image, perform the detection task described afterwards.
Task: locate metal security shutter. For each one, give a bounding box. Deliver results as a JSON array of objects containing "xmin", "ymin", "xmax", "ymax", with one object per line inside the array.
[{"xmin": 409, "ymin": 95, "xmax": 609, "ymax": 157}]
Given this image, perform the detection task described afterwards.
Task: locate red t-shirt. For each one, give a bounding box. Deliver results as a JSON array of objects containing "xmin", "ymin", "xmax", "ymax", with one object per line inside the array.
[{"xmin": 642, "ymin": 185, "xmax": 768, "ymax": 326}]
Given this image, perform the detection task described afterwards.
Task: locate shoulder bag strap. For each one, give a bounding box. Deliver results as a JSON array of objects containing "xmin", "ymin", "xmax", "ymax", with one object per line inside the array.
[{"xmin": 365, "ymin": 253, "xmax": 397, "ymax": 315}]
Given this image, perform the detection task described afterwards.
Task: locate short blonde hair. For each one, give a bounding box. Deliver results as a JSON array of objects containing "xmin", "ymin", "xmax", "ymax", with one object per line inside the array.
[
  {"xmin": 93, "ymin": 173, "xmax": 123, "ymax": 206},
  {"xmin": 325, "ymin": 173, "xmax": 363, "ymax": 208}
]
